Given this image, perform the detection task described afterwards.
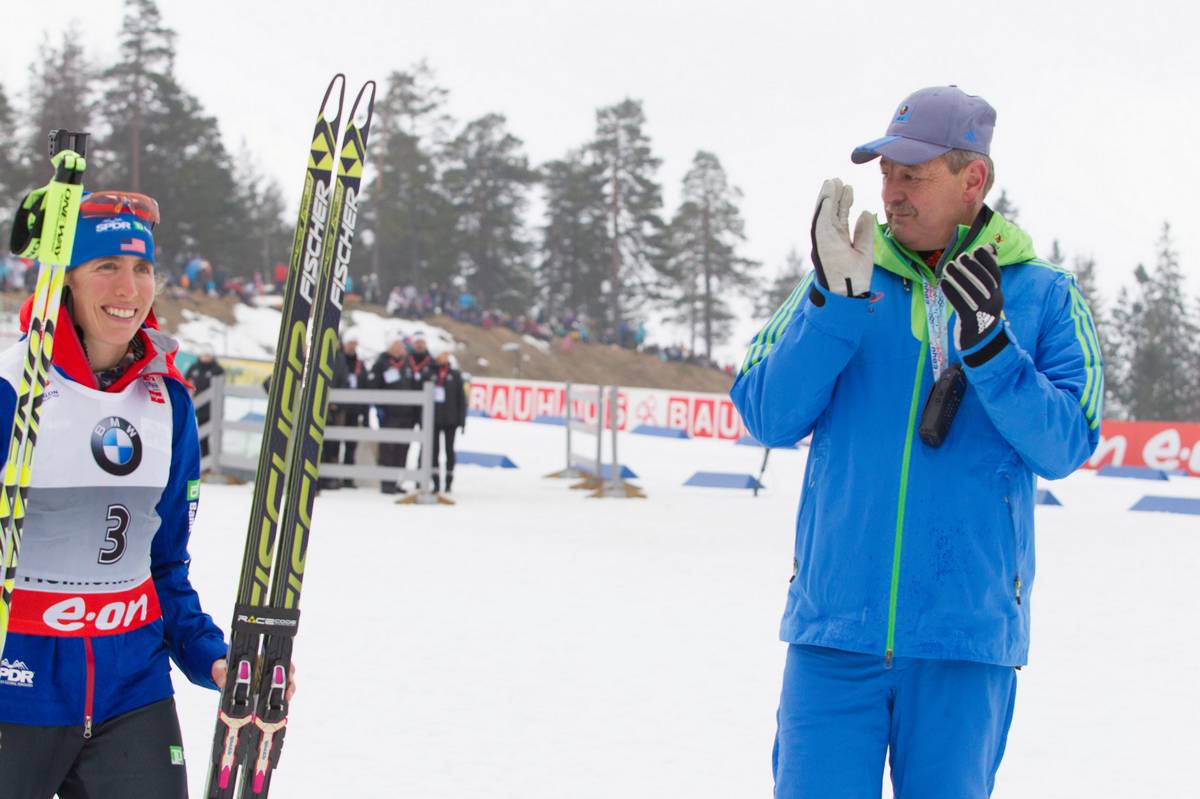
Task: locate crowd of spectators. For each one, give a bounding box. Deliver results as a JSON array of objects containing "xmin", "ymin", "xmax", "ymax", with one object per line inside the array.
[
  {"xmin": 1, "ymin": 250, "xmax": 733, "ymax": 374},
  {"xmin": 0, "ymin": 254, "xmax": 37, "ymax": 293},
  {"xmin": 378, "ymin": 280, "xmax": 733, "ymax": 373}
]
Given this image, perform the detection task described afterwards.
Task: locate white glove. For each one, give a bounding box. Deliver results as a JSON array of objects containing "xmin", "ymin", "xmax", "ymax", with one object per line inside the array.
[{"xmin": 810, "ymin": 178, "xmax": 875, "ymax": 297}]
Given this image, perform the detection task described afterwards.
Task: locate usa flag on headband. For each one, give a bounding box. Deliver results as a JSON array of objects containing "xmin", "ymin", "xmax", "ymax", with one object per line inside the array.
[{"xmin": 120, "ymin": 238, "xmax": 146, "ymax": 254}]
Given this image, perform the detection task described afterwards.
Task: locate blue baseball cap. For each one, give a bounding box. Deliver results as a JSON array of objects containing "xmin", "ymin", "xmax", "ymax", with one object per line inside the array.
[
  {"xmin": 851, "ymin": 86, "xmax": 996, "ymax": 166},
  {"xmin": 68, "ymin": 210, "xmax": 156, "ymax": 269}
]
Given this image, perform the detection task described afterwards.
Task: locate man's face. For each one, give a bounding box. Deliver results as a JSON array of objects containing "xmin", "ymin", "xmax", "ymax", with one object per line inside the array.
[
  {"xmin": 344, "ymin": 340, "xmax": 358, "ymax": 356},
  {"xmin": 413, "ymin": 340, "xmax": 427, "ymax": 355},
  {"xmin": 880, "ymin": 156, "xmax": 973, "ymax": 251}
]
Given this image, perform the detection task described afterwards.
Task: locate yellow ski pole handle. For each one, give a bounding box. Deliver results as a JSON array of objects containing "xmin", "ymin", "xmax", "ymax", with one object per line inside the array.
[{"xmin": 0, "ymin": 129, "xmax": 87, "ymax": 655}]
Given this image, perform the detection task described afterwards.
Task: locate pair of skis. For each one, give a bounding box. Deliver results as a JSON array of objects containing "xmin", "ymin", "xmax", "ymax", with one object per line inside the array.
[
  {"xmin": 0, "ymin": 131, "xmax": 88, "ymax": 658},
  {"xmin": 204, "ymin": 74, "xmax": 375, "ymax": 799}
]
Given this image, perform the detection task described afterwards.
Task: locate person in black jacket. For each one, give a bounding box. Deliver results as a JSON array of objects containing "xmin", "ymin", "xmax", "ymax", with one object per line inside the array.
[
  {"xmin": 318, "ymin": 333, "xmax": 353, "ymax": 490},
  {"xmin": 430, "ymin": 348, "xmax": 466, "ymax": 493},
  {"xmin": 337, "ymin": 332, "xmax": 369, "ymax": 486},
  {"xmin": 185, "ymin": 345, "xmax": 225, "ymax": 459},
  {"xmin": 429, "ymin": 350, "xmax": 465, "ymax": 491},
  {"xmin": 370, "ymin": 336, "xmax": 411, "ymax": 494},
  {"xmin": 399, "ymin": 337, "xmax": 435, "ymax": 489}
]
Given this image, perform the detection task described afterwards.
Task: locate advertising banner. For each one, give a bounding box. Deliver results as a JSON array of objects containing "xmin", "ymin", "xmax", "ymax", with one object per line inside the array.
[
  {"xmin": 468, "ymin": 376, "xmax": 1200, "ymax": 476},
  {"xmin": 1088, "ymin": 420, "xmax": 1200, "ymax": 476},
  {"xmin": 466, "ymin": 376, "xmax": 749, "ymax": 441}
]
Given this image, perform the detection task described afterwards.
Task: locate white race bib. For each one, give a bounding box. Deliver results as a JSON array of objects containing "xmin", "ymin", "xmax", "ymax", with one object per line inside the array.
[
  {"xmin": 434, "ymin": 386, "xmax": 446, "ymax": 403},
  {"xmin": 384, "ymin": 367, "xmax": 400, "ymax": 384}
]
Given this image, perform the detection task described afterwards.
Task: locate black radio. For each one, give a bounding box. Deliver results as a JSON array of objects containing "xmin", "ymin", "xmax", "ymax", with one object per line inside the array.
[{"xmin": 918, "ymin": 363, "xmax": 966, "ymax": 448}]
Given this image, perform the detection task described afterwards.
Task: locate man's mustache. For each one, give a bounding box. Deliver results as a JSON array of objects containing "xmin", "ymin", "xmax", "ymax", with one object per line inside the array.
[{"xmin": 886, "ymin": 203, "xmax": 917, "ymax": 217}]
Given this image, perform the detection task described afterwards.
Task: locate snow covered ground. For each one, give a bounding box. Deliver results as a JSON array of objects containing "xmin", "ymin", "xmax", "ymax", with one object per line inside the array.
[
  {"xmin": 175, "ymin": 416, "xmax": 1200, "ymax": 798},
  {"xmin": 174, "ymin": 302, "xmax": 458, "ymax": 363}
]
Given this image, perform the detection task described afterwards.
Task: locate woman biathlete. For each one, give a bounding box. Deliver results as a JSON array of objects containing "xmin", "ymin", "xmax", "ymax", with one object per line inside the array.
[{"xmin": 0, "ymin": 191, "xmax": 227, "ymax": 798}]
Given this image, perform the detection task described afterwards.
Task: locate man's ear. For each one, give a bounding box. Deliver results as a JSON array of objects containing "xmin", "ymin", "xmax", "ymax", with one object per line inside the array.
[{"xmin": 962, "ymin": 159, "xmax": 988, "ymax": 204}]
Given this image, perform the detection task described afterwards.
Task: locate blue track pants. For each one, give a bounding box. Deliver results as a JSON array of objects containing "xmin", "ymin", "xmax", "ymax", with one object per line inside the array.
[{"xmin": 773, "ymin": 645, "xmax": 1017, "ymax": 798}]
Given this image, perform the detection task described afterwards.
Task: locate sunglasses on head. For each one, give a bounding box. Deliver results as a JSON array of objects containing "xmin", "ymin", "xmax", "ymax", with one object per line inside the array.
[{"xmin": 80, "ymin": 190, "xmax": 160, "ymax": 228}]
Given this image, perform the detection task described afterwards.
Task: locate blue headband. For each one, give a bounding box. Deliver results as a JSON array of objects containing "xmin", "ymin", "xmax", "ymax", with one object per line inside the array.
[{"xmin": 68, "ymin": 212, "xmax": 156, "ymax": 269}]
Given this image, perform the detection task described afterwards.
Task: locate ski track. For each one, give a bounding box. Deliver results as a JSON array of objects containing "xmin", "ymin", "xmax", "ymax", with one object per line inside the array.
[{"xmin": 176, "ymin": 415, "xmax": 1200, "ymax": 798}]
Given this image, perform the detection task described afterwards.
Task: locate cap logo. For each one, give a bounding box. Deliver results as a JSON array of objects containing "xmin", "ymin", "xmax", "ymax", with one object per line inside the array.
[
  {"xmin": 120, "ymin": 238, "xmax": 147, "ymax": 254},
  {"xmin": 95, "ymin": 219, "xmax": 132, "ymax": 233},
  {"xmin": 964, "ymin": 128, "xmax": 977, "ymax": 143},
  {"xmin": 894, "ymin": 104, "xmax": 911, "ymax": 122}
]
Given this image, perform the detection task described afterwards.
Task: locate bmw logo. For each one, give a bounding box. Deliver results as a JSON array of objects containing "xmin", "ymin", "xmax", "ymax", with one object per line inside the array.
[{"xmin": 91, "ymin": 417, "xmax": 142, "ymax": 476}]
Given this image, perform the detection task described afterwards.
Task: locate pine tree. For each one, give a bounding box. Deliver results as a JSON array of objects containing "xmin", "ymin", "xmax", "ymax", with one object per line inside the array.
[
  {"xmin": 1113, "ymin": 223, "xmax": 1199, "ymax": 420},
  {"xmin": 98, "ymin": 0, "xmax": 174, "ymax": 194},
  {"xmin": 756, "ymin": 248, "xmax": 807, "ymax": 318},
  {"xmin": 537, "ymin": 148, "xmax": 610, "ymax": 323},
  {"xmin": 230, "ymin": 143, "xmax": 291, "ymax": 280},
  {"xmin": 1047, "ymin": 239, "xmax": 1065, "ymax": 266},
  {"xmin": 591, "ymin": 98, "xmax": 668, "ymax": 331},
  {"xmin": 1108, "ymin": 281, "xmax": 1137, "ymax": 419},
  {"xmin": 0, "ymin": 83, "xmax": 18, "ymax": 248},
  {"xmin": 99, "ymin": 0, "xmax": 247, "ymax": 274},
  {"xmin": 364, "ymin": 64, "xmax": 457, "ymax": 292},
  {"xmin": 665, "ymin": 151, "xmax": 758, "ymax": 359},
  {"xmin": 442, "ymin": 113, "xmax": 535, "ymax": 312},
  {"xmin": 1190, "ymin": 296, "xmax": 1200, "ymax": 420},
  {"xmin": 10, "ymin": 28, "xmax": 98, "ymax": 195},
  {"xmin": 1070, "ymin": 252, "xmax": 1118, "ymax": 416},
  {"xmin": 992, "ymin": 189, "xmax": 1018, "ymax": 222}
]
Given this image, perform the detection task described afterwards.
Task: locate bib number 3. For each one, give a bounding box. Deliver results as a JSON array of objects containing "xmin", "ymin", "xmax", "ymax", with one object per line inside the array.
[{"xmin": 98, "ymin": 504, "xmax": 130, "ymax": 565}]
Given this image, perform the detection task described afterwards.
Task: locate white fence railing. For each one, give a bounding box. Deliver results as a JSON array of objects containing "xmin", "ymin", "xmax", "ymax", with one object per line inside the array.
[{"xmin": 195, "ymin": 376, "xmax": 439, "ymax": 502}]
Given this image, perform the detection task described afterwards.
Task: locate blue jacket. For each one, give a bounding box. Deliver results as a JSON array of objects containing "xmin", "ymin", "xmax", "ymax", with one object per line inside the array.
[
  {"xmin": 0, "ymin": 310, "xmax": 226, "ymax": 728},
  {"xmin": 731, "ymin": 209, "xmax": 1102, "ymax": 666}
]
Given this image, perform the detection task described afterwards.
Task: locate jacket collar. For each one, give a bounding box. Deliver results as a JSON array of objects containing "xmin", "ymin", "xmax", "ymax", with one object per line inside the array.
[{"xmin": 872, "ymin": 205, "xmax": 1037, "ymax": 281}]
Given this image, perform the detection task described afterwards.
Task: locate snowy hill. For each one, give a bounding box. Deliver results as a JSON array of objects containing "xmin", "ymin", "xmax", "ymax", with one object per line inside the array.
[
  {"xmin": 174, "ymin": 415, "xmax": 1200, "ymax": 798},
  {"xmin": 155, "ymin": 293, "xmax": 735, "ymax": 393}
]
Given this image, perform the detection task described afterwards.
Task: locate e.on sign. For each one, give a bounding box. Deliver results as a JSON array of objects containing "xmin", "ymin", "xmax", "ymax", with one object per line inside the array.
[{"xmin": 1087, "ymin": 421, "xmax": 1200, "ymax": 476}]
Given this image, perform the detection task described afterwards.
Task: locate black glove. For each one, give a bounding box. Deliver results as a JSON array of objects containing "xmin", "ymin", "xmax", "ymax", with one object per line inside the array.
[
  {"xmin": 941, "ymin": 245, "xmax": 1009, "ymax": 366},
  {"xmin": 10, "ymin": 149, "xmax": 87, "ymax": 258}
]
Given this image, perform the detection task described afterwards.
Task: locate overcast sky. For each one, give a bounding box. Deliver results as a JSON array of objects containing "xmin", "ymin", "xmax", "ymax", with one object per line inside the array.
[{"xmin": 4, "ymin": 0, "xmax": 1198, "ymax": 359}]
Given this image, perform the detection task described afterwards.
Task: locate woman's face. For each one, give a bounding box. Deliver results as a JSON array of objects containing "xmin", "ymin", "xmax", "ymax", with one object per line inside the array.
[{"xmin": 66, "ymin": 255, "xmax": 155, "ymax": 364}]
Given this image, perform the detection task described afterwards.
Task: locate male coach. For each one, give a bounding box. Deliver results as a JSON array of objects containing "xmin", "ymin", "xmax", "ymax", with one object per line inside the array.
[{"xmin": 730, "ymin": 86, "xmax": 1103, "ymax": 798}]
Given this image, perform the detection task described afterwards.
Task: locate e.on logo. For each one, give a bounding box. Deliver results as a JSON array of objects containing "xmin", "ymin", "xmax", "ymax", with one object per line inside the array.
[
  {"xmin": 1089, "ymin": 421, "xmax": 1200, "ymax": 476},
  {"xmin": 42, "ymin": 595, "xmax": 150, "ymax": 633}
]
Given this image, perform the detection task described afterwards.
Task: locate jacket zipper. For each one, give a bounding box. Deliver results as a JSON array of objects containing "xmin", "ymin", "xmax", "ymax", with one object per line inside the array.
[
  {"xmin": 881, "ymin": 211, "xmax": 994, "ymax": 667},
  {"xmin": 83, "ymin": 637, "xmax": 95, "ymax": 738},
  {"xmin": 885, "ymin": 340, "xmax": 929, "ymax": 667},
  {"xmin": 1004, "ymin": 494, "xmax": 1022, "ymax": 605}
]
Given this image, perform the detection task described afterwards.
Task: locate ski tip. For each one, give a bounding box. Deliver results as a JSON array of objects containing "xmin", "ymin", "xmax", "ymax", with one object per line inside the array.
[
  {"xmin": 218, "ymin": 766, "xmax": 231, "ymax": 789},
  {"xmin": 349, "ymin": 80, "xmax": 377, "ymax": 129},
  {"xmin": 253, "ymin": 772, "xmax": 266, "ymax": 793},
  {"xmin": 322, "ymin": 74, "xmax": 347, "ymax": 121}
]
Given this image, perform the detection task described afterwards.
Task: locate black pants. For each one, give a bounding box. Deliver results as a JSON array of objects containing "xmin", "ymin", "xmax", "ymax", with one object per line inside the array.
[
  {"xmin": 341, "ymin": 410, "xmax": 367, "ymax": 468},
  {"xmin": 319, "ymin": 410, "xmax": 366, "ymax": 483},
  {"xmin": 0, "ymin": 698, "xmax": 188, "ymax": 799},
  {"xmin": 379, "ymin": 417, "xmax": 416, "ymax": 491},
  {"xmin": 431, "ymin": 425, "xmax": 457, "ymax": 476},
  {"xmin": 196, "ymin": 404, "xmax": 211, "ymax": 459},
  {"xmin": 319, "ymin": 408, "xmax": 345, "ymax": 486}
]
